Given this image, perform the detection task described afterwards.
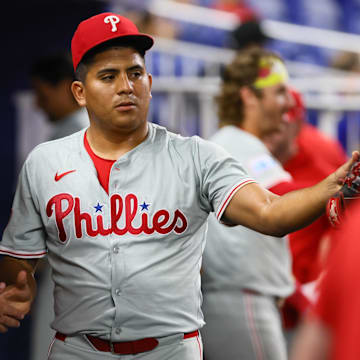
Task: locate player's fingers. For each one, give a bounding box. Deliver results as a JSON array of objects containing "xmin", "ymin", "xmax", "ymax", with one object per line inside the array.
[
  {"xmin": 0, "ymin": 323, "xmax": 8, "ymax": 333},
  {"xmin": 0, "ymin": 314, "xmax": 20, "ymax": 328},
  {"xmin": 352, "ymin": 150, "xmax": 360, "ymax": 162},
  {"xmin": 15, "ymin": 270, "xmax": 29, "ymax": 289},
  {"xmin": 335, "ymin": 155, "xmax": 359, "ymax": 186},
  {"xmin": 4, "ymin": 285, "xmax": 32, "ymax": 303},
  {"xmin": 2, "ymin": 303, "xmax": 24, "ymax": 320},
  {"xmin": 0, "ymin": 282, "xmax": 6, "ymax": 292}
]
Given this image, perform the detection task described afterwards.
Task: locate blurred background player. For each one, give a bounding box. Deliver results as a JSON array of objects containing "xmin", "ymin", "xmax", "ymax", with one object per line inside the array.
[
  {"xmin": 263, "ymin": 87, "xmax": 347, "ymax": 349},
  {"xmin": 201, "ymin": 48, "xmax": 348, "ymax": 360},
  {"xmin": 29, "ymin": 52, "xmax": 89, "ymax": 360},
  {"xmin": 224, "ymin": 15, "xmax": 348, "ymax": 350},
  {"xmin": 201, "ymin": 48, "xmax": 294, "ymax": 360},
  {"xmin": 30, "ymin": 52, "xmax": 89, "ymax": 140},
  {"xmin": 290, "ymin": 199, "xmax": 360, "ymax": 360}
]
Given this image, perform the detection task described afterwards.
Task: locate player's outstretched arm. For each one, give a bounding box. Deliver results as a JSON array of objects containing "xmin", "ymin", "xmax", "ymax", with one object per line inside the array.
[
  {"xmin": 0, "ymin": 256, "xmax": 38, "ymax": 329},
  {"xmin": 223, "ymin": 152, "xmax": 359, "ymax": 237}
]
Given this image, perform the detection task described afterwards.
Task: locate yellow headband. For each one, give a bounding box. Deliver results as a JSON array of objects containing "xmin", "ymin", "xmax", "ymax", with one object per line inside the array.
[{"xmin": 253, "ymin": 57, "xmax": 289, "ymax": 89}]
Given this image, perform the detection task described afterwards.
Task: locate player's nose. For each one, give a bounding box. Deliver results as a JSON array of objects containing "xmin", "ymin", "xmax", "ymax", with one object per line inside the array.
[
  {"xmin": 283, "ymin": 88, "xmax": 294, "ymax": 113},
  {"xmin": 116, "ymin": 73, "xmax": 133, "ymax": 94}
]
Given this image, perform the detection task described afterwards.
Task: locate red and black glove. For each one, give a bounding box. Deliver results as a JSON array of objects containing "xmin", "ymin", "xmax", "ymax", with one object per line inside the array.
[{"xmin": 327, "ymin": 161, "xmax": 360, "ymax": 227}]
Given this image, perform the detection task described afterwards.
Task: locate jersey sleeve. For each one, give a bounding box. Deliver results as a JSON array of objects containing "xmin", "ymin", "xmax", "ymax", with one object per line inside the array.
[
  {"xmin": 194, "ymin": 136, "xmax": 255, "ymax": 221},
  {"xmin": 0, "ymin": 159, "xmax": 47, "ymax": 259}
]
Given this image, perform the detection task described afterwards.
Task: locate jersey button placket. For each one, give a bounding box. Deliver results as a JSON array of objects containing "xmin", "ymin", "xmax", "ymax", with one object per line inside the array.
[{"xmin": 110, "ymin": 232, "xmax": 125, "ymax": 338}]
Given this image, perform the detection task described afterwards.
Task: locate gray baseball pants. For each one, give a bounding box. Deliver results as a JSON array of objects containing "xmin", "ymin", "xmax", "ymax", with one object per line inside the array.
[{"xmin": 201, "ymin": 290, "xmax": 287, "ymax": 360}]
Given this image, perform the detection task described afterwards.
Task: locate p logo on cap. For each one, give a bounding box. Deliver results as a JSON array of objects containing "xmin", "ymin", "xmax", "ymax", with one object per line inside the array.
[
  {"xmin": 104, "ymin": 15, "xmax": 120, "ymax": 32},
  {"xmin": 71, "ymin": 12, "xmax": 154, "ymax": 71}
]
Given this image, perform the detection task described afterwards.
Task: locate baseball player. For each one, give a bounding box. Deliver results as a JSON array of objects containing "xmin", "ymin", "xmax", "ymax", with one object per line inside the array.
[
  {"xmin": 264, "ymin": 87, "xmax": 348, "ymax": 350},
  {"xmin": 0, "ymin": 13, "xmax": 357, "ymax": 360},
  {"xmin": 201, "ymin": 48, "xmax": 296, "ymax": 360}
]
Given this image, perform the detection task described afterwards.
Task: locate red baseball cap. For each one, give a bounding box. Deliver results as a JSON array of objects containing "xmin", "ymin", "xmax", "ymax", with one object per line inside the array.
[{"xmin": 71, "ymin": 12, "xmax": 154, "ymax": 71}]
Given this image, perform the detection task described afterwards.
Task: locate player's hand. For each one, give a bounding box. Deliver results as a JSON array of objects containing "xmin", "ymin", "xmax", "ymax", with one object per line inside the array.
[
  {"xmin": 327, "ymin": 151, "xmax": 360, "ymax": 226},
  {"xmin": 329, "ymin": 151, "xmax": 359, "ymax": 188},
  {"xmin": 2, "ymin": 271, "xmax": 35, "ymax": 316},
  {"xmin": 0, "ymin": 282, "xmax": 25, "ymax": 333}
]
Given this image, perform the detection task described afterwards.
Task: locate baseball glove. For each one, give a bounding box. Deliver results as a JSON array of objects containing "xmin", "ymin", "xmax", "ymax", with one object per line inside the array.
[{"xmin": 326, "ymin": 161, "xmax": 360, "ymax": 227}]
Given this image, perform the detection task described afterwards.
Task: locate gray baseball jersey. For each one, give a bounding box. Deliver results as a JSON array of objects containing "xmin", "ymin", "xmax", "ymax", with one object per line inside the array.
[
  {"xmin": 201, "ymin": 125, "xmax": 294, "ymax": 360},
  {"xmin": 0, "ymin": 123, "xmax": 254, "ymax": 343},
  {"xmin": 202, "ymin": 125, "xmax": 294, "ymax": 297}
]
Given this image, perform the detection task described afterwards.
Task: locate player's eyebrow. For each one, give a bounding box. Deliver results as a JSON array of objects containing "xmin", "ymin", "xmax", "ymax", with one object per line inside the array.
[
  {"xmin": 96, "ymin": 68, "xmax": 119, "ymax": 76},
  {"xmin": 127, "ymin": 64, "xmax": 145, "ymax": 72},
  {"xmin": 96, "ymin": 64, "xmax": 145, "ymax": 76}
]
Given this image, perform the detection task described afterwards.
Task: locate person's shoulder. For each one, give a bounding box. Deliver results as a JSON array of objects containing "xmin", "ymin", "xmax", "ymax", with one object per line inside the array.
[
  {"xmin": 150, "ymin": 123, "xmax": 225, "ymax": 158},
  {"xmin": 210, "ymin": 125, "xmax": 267, "ymax": 156},
  {"xmin": 211, "ymin": 125, "xmax": 262, "ymax": 146},
  {"xmin": 151, "ymin": 123, "xmax": 198, "ymax": 147}
]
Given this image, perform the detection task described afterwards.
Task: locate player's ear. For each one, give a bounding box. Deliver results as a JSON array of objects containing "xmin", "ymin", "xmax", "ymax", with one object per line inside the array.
[
  {"xmin": 71, "ymin": 81, "xmax": 86, "ymax": 107},
  {"xmin": 240, "ymin": 86, "xmax": 258, "ymax": 107},
  {"xmin": 148, "ymin": 73, "xmax": 153, "ymax": 98}
]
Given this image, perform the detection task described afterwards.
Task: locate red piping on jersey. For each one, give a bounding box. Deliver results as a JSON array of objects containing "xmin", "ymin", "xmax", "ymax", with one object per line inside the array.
[
  {"xmin": 244, "ymin": 293, "xmax": 265, "ymax": 360},
  {"xmin": 0, "ymin": 248, "xmax": 47, "ymax": 257},
  {"xmin": 196, "ymin": 334, "xmax": 202, "ymax": 359},
  {"xmin": 216, "ymin": 179, "xmax": 255, "ymax": 220}
]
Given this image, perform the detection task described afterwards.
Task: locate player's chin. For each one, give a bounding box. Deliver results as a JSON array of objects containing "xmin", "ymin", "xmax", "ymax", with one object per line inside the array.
[
  {"xmin": 113, "ymin": 111, "xmax": 137, "ymax": 123},
  {"xmin": 113, "ymin": 106, "xmax": 138, "ymax": 118},
  {"xmin": 113, "ymin": 116, "xmax": 144, "ymax": 131}
]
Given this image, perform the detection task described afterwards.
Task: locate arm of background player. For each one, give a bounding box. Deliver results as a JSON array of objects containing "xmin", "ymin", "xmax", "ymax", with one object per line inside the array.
[
  {"xmin": 290, "ymin": 317, "xmax": 331, "ymax": 360},
  {"xmin": 0, "ymin": 256, "xmax": 38, "ymax": 318},
  {"xmin": 222, "ymin": 152, "xmax": 358, "ymax": 237}
]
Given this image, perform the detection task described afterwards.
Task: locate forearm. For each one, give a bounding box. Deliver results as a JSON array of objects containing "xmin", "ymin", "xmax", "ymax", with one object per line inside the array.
[
  {"xmin": 261, "ymin": 176, "xmax": 337, "ymax": 236},
  {"xmin": 224, "ymin": 172, "xmax": 342, "ymax": 237}
]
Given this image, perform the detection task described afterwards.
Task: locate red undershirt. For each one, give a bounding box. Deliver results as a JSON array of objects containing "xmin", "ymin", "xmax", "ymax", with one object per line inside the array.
[{"xmin": 84, "ymin": 132, "xmax": 115, "ymax": 194}]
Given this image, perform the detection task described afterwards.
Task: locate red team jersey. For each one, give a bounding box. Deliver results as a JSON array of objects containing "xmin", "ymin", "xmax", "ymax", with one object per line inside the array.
[
  {"xmin": 314, "ymin": 201, "xmax": 360, "ymax": 360},
  {"xmin": 274, "ymin": 124, "xmax": 347, "ymax": 284}
]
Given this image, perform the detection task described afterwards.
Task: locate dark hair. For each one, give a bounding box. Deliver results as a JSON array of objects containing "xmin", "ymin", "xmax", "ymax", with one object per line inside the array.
[
  {"xmin": 30, "ymin": 52, "xmax": 75, "ymax": 85},
  {"xmin": 75, "ymin": 38, "xmax": 146, "ymax": 82},
  {"xmin": 229, "ymin": 20, "xmax": 269, "ymax": 51},
  {"xmin": 216, "ymin": 48, "xmax": 283, "ymax": 127}
]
